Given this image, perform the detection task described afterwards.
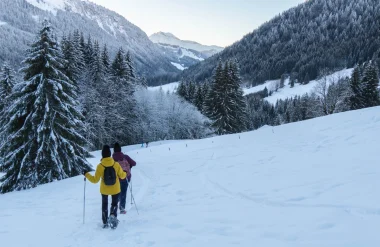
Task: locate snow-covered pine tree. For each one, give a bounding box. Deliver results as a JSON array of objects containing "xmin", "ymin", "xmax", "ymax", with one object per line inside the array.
[
  {"xmin": 110, "ymin": 47, "xmax": 138, "ymax": 145},
  {"xmin": 102, "ymin": 44, "xmax": 111, "ymax": 74},
  {"xmin": 199, "ymin": 81, "xmax": 210, "ymax": 114},
  {"xmin": 0, "ymin": 63, "xmax": 15, "ymax": 113},
  {"xmin": 304, "ymin": 73, "xmax": 310, "ymax": 85},
  {"xmin": 112, "ymin": 47, "xmax": 128, "ymax": 79},
  {"xmin": 0, "ymin": 63, "xmax": 16, "ymax": 149},
  {"xmin": 228, "ymin": 61, "xmax": 248, "ymax": 132},
  {"xmin": 290, "ymin": 73, "xmax": 296, "ymax": 88},
  {"xmin": 349, "ymin": 66, "xmax": 363, "ymax": 110},
  {"xmin": 280, "ymin": 74, "xmax": 286, "ymax": 88},
  {"xmin": 61, "ymin": 32, "xmax": 84, "ymax": 84},
  {"xmin": 186, "ymin": 81, "xmax": 196, "ymax": 103},
  {"xmin": 83, "ymin": 35, "xmax": 94, "ymax": 67},
  {"xmin": 205, "ymin": 61, "xmax": 248, "ymax": 135},
  {"xmin": 194, "ymin": 85, "xmax": 203, "ymax": 112},
  {"xmin": 203, "ymin": 61, "xmax": 224, "ymax": 132},
  {"xmin": 82, "ymin": 39, "xmax": 109, "ymax": 149},
  {"xmin": 176, "ymin": 81, "xmax": 187, "ymax": 99},
  {"xmin": 125, "ymin": 51, "xmax": 136, "ymax": 84},
  {"xmin": 0, "ymin": 20, "xmax": 92, "ymax": 193},
  {"xmin": 361, "ymin": 61, "xmax": 380, "ymax": 108}
]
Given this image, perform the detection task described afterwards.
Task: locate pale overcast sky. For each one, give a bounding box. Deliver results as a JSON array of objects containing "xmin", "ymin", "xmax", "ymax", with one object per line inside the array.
[{"xmin": 89, "ymin": 0, "xmax": 304, "ymax": 47}]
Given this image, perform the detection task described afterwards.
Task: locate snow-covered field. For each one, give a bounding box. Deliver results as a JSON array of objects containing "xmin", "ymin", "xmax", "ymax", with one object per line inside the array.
[
  {"xmin": 171, "ymin": 62, "xmax": 186, "ymax": 71},
  {"xmin": 148, "ymin": 82, "xmax": 179, "ymax": 93},
  {"xmin": 244, "ymin": 68, "xmax": 354, "ymax": 104},
  {"xmin": 1, "ymin": 106, "xmax": 380, "ymax": 246}
]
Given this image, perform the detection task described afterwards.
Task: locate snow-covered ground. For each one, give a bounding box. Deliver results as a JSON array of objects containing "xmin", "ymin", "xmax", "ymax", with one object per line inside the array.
[
  {"xmin": 244, "ymin": 68, "xmax": 354, "ymax": 104},
  {"xmin": 148, "ymin": 82, "xmax": 179, "ymax": 93},
  {"xmin": 150, "ymin": 32, "xmax": 223, "ymax": 53},
  {"xmin": 171, "ymin": 62, "xmax": 186, "ymax": 71},
  {"xmin": 1, "ymin": 106, "xmax": 380, "ymax": 246},
  {"xmin": 179, "ymin": 48, "xmax": 204, "ymax": 61}
]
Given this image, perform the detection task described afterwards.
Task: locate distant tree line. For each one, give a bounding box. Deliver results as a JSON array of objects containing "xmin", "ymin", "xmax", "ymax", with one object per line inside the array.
[{"xmin": 246, "ymin": 61, "xmax": 380, "ymax": 129}]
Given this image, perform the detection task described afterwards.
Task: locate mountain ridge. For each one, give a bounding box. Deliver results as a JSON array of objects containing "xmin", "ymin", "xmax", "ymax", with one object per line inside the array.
[
  {"xmin": 150, "ymin": 31, "xmax": 224, "ymax": 53},
  {"xmin": 0, "ymin": 0, "xmax": 180, "ymax": 78},
  {"xmin": 149, "ymin": 31, "xmax": 224, "ymax": 72}
]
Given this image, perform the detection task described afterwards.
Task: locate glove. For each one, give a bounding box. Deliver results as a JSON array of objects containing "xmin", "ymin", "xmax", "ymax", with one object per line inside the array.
[{"xmin": 83, "ymin": 170, "xmax": 88, "ymax": 176}]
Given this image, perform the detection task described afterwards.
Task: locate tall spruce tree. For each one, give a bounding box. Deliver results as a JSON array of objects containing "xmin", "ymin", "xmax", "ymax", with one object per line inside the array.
[
  {"xmin": 204, "ymin": 61, "xmax": 247, "ymax": 135},
  {"xmin": 194, "ymin": 85, "xmax": 204, "ymax": 112},
  {"xmin": 110, "ymin": 47, "xmax": 137, "ymax": 145},
  {"xmin": 176, "ymin": 81, "xmax": 187, "ymax": 99},
  {"xmin": 349, "ymin": 66, "xmax": 363, "ymax": 110},
  {"xmin": 361, "ymin": 62, "xmax": 380, "ymax": 108},
  {"xmin": 0, "ymin": 63, "xmax": 16, "ymax": 146},
  {"xmin": 61, "ymin": 32, "xmax": 83, "ymax": 84},
  {"xmin": 125, "ymin": 51, "xmax": 136, "ymax": 83},
  {"xmin": 187, "ymin": 81, "xmax": 196, "ymax": 103},
  {"xmin": 204, "ymin": 62, "xmax": 223, "ymax": 126},
  {"xmin": 280, "ymin": 74, "xmax": 286, "ymax": 88},
  {"xmin": 82, "ymin": 40, "xmax": 110, "ymax": 149},
  {"xmin": 0, "ymin": 63, "xmax": 15, "ymax": 113},
  {"xmin": 0, "ymin": 21, "xmax": 92, "ymax": 193},
  {"xmin": 228, "ymin": 61, "xmax": 248, "ymax": 132},
  {"xmin": 102, "ymin": 44, "xmax": 111, "ymax": 73}
]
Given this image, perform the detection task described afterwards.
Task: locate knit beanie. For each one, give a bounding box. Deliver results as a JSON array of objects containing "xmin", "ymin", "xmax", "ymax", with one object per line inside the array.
[
  {"xmin": 114, "ymin": 142, "xmax": 121, "ymax": 153},
  {"xmin": 102, "ymin": 145, "xmax": 111, "ymax": 158}
]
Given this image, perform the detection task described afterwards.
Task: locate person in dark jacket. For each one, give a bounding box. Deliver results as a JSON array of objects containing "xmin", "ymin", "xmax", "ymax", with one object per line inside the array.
[{"xmin": 112, "ymin": 142, "xmax": 136, "ymax": 214}]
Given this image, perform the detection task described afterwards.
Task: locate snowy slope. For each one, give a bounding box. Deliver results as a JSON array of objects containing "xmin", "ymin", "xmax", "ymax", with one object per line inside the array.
[
  {"xmin": 148, "ymin": 81, "xmax": 179, "ymax": 93},
  {"xmin": 171, "ymin": 62, "xmax": 186, "ymax": 71},
  {"xmin": 1, "ymin": 106, "xmax": 380, "ymax": 246},
  {"xmin": 150, "ymin": 32, "xmax": 224, "ymax": 70},
  {"xmin": 244, "ymin": 68, "xmax": 354, "ymax": 104},
  {"xmin": 150, "ymin": 32, "xmax": 224, "ymax": 54}
]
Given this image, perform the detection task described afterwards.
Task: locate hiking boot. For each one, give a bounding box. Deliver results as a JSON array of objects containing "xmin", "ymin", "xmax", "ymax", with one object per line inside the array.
[
  {"xmin": 120, "ymin": 209, "xmax": 127, "ymax": 214},
  {"xmin": 108, "ymin": 215, "xmax": 119, "ymax": 229},
  {"xmin": 102, "ymin": 223, "xmax": 109, "ymax": 229}
]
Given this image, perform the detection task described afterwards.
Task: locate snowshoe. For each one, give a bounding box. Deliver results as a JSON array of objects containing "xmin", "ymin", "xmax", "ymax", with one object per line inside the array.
[
  {"xmin": 108, "ymin": 215, "xmax": 119, "ymax": 229},
  {"xmin": 120, "ymin": 209, "xmax": 127, "ymax": 214}
]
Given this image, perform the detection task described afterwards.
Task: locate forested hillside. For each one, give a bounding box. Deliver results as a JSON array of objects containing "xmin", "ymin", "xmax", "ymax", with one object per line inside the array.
[{"xmin": 182, "ymin": 0, "xmax": 380, "ymax": 86}]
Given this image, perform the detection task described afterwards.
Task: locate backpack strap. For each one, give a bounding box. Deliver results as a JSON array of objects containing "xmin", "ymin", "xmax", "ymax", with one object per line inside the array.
[{"xmin": 101, "ymin": 162, "xmax": 115, "ymax": 168}]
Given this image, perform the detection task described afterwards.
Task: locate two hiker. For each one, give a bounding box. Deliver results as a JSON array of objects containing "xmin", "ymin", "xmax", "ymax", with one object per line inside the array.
[{"xmin": 84, "ymin": 143, "xmax": 136, "ymax": 228}]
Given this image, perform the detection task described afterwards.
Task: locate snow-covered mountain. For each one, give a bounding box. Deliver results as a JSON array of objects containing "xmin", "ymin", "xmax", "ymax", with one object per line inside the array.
[
  {"xmin": 0, "ymin": 0, "xmax": 179, "ymax": 77},
  {"xmin": 150, "ymin": 32, "xmax": 224, "ymax": 70},
  {"xmin": 150, "ymin": 32, "xmax": 224, "ymax": 54},
  {"xmin": 1, "ymin": 106, "xmax": 380, "ymax": 246},
  {"xmin": 181, "ymin": 0, "xmax": 380, "ymax": 85}
]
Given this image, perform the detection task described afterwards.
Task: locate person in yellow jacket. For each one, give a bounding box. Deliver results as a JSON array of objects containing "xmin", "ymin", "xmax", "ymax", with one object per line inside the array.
[{"xmin": 84, "ymin": 145, "xmax": 127, "ymax": 229}]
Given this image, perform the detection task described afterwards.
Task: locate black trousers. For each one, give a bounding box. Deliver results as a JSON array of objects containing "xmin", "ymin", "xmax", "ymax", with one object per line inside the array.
[{"xmin": 102, "ymin": 194, "xmax": 119, "ymax": 224}]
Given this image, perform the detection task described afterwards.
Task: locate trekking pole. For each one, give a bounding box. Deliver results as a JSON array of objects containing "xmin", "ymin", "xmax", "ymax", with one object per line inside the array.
[
  {"xmin": 130, "ymin": 179, "xmax": 133, "ymax": 205},
  {"xmin": 83, "ymin": 177, "xmax": 86, "ymax": 224},
  {"xmin": 128, "ymin": 181, "xmax": 139, "ymax": 215}
]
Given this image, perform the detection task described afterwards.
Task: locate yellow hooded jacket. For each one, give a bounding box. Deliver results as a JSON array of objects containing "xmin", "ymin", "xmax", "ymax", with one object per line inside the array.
[{"xmin": 85, "ymin": 157, "xmax": 127, "ymax": 195}]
